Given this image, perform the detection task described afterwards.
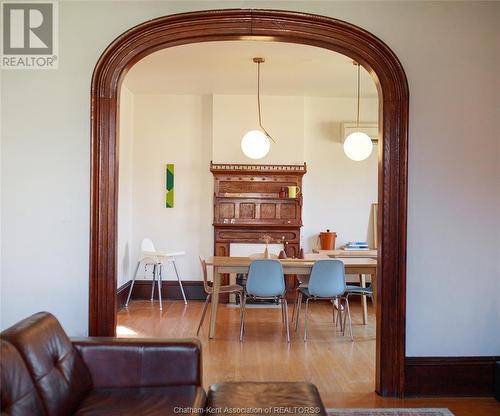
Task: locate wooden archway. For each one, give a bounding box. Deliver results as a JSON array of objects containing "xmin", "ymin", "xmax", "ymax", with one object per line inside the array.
[{"xmin": 90, "ymin": 9, "xmax": 408, "ymax": 397}]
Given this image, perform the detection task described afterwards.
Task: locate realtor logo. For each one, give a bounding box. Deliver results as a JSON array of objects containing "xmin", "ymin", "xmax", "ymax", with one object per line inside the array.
[{"xmin": 1, "ymin": 1, "xmax": 58, "ymax": 69}]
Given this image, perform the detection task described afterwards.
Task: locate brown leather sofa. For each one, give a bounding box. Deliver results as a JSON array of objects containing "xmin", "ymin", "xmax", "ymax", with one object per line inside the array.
[{"xmin": 0, "ymin": 312, "xmax": 206, "ymax": 415}]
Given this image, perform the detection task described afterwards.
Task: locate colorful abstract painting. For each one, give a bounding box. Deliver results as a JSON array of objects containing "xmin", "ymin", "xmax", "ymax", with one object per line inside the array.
[{"xmin": 165, "ymin": 164, "xmax": 174, "ymax": 208}]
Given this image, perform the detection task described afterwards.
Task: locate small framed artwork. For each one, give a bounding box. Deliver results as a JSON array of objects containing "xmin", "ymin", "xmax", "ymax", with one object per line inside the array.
[{"xmin": 166, "ymin": 163, "xmax": 174, "ymax": 208}]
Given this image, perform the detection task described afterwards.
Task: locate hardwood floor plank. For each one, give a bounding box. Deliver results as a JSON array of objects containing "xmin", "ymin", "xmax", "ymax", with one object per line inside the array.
[{"xmin": 117, "ymin": 300, "xmax": 499, "ymax": 416}]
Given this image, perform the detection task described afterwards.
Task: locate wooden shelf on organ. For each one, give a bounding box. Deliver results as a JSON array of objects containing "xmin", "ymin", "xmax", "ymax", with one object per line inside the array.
[{"xmin": 211, "ymin": 161, "xmax": 306, "ymax": 260}]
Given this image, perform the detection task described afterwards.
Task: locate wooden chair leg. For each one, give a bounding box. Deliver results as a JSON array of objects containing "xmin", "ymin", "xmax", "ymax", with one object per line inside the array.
[
  {"xmin": 238, "ymin": 291, "xmax": 244, "ymax": 327},
  {"xmin": 239, "ymin": 293, "xmax": 247, "ymax": 342},
  {"xmin": 196, "ymin": 294, "xmax": 211, "ymax": 335}
]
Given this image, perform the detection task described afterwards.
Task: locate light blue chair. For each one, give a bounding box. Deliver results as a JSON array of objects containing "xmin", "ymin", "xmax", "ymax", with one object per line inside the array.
[
  {"xmin": 294, "ymin": 259, "xmax": 353, "ymax": 341},
  {"xmin": 240, "ymin": 259, "xmax": 290, "ymax": 343},
  {"xmin": 345, "ymin": 284, "xmax": 375, "ymax": 325}
]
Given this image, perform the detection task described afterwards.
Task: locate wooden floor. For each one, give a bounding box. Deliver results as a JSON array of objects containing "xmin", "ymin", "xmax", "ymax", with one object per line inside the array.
[{"xmin": 117, "ymin": 300, "xmax": 499, "ymax": 416}]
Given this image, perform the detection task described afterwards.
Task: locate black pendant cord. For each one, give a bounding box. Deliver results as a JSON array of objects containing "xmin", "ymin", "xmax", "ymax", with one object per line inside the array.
[{"xmin": 257, "ymin": 61, "xmax": 276, "ymax": 143}]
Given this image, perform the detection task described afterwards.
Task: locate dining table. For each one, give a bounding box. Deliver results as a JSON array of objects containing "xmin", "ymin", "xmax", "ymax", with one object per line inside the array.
[
  {"xmin": 317, "ymin": 248, "xmax": 378, "ymax": 323},
  {"xmin": 205, "ymin": 255, "xmax": 377, "ymax": 339}
]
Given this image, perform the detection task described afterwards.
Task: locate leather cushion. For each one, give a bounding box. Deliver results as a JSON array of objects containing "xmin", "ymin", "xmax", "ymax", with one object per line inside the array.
[
  {"xmin": 74, "ymin": 385, "xmax": 206, "ymax": 416},
  {"xmin": 73, "ymin": 338, "xmax": 202, "ymax": 388},
  {"xmin": 0, "ymin": 339, "xmax": 46, "ymax": 416},
  {"xmin": 1, "ymin": 312, "xmax": 92, "ymax": 416},
  {"xmin": 207, "ymin": 382, "xmax": 327, "ymax": 416}
]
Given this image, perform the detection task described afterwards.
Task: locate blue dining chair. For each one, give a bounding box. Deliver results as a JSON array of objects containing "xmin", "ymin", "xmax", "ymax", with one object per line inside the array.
[
  {"xmin": 294, "ymin": 259, "xmax": 353, "ymax": 341},
  {"xmin": 240, "ymin": 259, "xmax": 290, "ymax": 343},
  {"xmin": 344, "ymin": 284, "xmax": 375, "ymax": 326}
]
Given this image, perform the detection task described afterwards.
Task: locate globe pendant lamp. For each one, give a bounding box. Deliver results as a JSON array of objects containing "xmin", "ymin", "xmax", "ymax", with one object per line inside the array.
[
  {"xmin": 343, "ymin": 62, "xmax": 373, "ymax": 161},
  {"xmin": 241, "ymin": 58, "xmax": 276, "ymax": 159}
]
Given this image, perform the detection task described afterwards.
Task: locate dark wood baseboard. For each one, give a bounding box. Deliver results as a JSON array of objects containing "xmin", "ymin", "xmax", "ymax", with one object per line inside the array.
[
  {"xmin": 117, "ymin": 280, "xmax": 206, "ymax": 310},
  {"xmin": 405, "ymin": 356, "xmax": 500, "ymax": 397}
]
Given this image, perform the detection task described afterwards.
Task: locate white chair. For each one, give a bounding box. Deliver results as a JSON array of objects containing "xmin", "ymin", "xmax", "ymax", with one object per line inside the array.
[{"xmin": 125, "ymin": 238, "xmax": 187, "ymax": 310}]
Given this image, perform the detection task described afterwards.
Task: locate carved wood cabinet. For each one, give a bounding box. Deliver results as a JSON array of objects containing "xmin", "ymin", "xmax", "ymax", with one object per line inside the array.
[{"xmin": 211, "ymin": 162, "xmax": 306, "ymax": 299}]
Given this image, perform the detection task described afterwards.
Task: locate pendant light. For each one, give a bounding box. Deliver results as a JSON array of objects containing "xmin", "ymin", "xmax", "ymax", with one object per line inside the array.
[
  {"xmin": 241, "ymin": 57, "xmax": 276, "ymax": 159},
  {"xmin": 343, "ymin": 62, "xmax": 373, "ymax": 161}
]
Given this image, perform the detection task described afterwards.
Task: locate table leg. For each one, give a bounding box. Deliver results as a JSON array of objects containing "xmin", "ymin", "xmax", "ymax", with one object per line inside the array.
[
  {"xmin": 209, "ymin": 266, "xmax": 221, "ymax": 339},
  {"xmin": 359, "ymin": 274, "xmax": 368, "ymax": 325}
]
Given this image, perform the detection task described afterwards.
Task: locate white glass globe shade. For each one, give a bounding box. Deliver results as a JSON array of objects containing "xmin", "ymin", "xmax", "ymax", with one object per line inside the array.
[
  {"xmin": 343, "ymin": 132, "xmax": 373, "ymax": 161},
  {"xmin": 241, "ymin": 130, "xmax": 270, "ymax": 159}
]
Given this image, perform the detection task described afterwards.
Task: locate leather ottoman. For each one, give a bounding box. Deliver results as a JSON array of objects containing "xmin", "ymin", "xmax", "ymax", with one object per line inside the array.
[{"xmin": 207, "ymin": 382, "xmax": 327, "ymax": 416}]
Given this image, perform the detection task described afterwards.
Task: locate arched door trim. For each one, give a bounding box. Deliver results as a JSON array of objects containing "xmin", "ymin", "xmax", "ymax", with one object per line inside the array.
[{"xmin": 89, "ymin": 9, "xmax": 409, "ymax": 397}]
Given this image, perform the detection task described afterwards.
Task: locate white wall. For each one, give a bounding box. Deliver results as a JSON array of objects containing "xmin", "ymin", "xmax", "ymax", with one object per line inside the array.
[
  {"xmin": 128, "ymin": 94, "xmax": 213, "ymax": 282},
  {"xmin": 302, "ymin": 97, "xmax": 378, "ymax": 252},
  {"xmin": 212, "ymin": 95, "xmax": 304, "ymax": 164},
  {"xmin": 212, "ymin": 94, "xmax": 378, "ymax": 251},
  {"xmin": 120, "ymin": 93, "xmax": 377, "ymax": 282},
  {"xmin": 117, "ymin": 86, "xmax": 134, "ymax": 288},
  {"xmin": 1, "ymin": 1, "xmax": 499, "ymax": 358},
  {"xmin": 117, "ymin": 93, "xmax": 214, "ymax": 285}
]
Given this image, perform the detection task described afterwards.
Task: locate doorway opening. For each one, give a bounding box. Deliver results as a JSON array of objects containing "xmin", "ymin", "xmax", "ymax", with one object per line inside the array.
[
  {"xmin": 116, "ymin": 39, "xmax": 380, "ymax": 396},
  {"xmin": 89, "ymin": 9, "xmax": 408, "ymax": 397}
]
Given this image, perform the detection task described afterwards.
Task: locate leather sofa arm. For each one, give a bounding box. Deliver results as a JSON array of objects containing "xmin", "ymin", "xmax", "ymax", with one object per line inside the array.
[{"xmin": 72, "ymin": 337, "xmax": 202, "ymax": 389}]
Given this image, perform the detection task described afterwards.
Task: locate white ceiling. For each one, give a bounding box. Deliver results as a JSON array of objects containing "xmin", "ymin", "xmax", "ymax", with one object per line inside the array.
[{"xmin": 123, "ymin": 41, "xmax": 378, "ymax": 98}]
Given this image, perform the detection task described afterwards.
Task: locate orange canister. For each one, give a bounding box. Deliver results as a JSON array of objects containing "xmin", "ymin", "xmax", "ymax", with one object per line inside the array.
[{"xmin": 319, "ymin": 230, "xmax": 337, "ymax": 250}]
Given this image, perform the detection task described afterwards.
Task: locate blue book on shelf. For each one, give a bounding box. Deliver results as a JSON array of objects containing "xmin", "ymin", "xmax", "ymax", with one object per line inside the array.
[{"xmin": 347, "ymin": 241, "xmax": 368, "ymax": 247}]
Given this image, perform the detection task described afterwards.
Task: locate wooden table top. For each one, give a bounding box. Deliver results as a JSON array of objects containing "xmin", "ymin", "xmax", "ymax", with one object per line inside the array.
[{"xmin": 206, "ymin": 256, "xmax": 377, "ymax": 268}]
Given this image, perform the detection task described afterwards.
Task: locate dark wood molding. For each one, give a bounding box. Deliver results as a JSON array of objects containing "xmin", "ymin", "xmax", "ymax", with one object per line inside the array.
[
  {"xmin": 89, "ymin": 9, "xmax": 409, "ymax": 397},
  {"xmin": 117, "ymin": 280, "xmax": 205, "ymax": 310},
  {"xmin": 405, "ymin": 357, "xmax": 500, "ymax": 397},
  {"xmin": 210, "ymin": 161, "xmax": 307, "ymax": 175}
]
